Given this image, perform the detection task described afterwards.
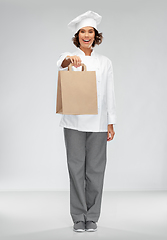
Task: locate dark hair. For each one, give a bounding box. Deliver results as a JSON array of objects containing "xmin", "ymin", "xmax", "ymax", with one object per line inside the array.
[{"xmin": 72, "ymin": 28, "xmax": 103, "ymax": 48}]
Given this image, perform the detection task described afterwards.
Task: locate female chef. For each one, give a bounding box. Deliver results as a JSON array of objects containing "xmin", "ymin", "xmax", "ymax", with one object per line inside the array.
[{"xmin": 56, "ymin": 10, "xmax": 117, "ymax": 232}]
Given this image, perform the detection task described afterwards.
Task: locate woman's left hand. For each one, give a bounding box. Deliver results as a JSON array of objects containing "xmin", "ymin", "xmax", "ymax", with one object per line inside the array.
[{"xmin": 107, "ymin": 124, "xmax": 115, "ymax": 141}]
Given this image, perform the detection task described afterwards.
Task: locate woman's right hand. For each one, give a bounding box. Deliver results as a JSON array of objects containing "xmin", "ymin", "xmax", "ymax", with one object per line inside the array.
[{"xmin": 66, "ymin": 55, "xmax": 82, "ymax": 68}]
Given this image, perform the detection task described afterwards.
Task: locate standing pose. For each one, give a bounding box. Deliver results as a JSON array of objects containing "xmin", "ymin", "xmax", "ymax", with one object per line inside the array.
[{"xmin": 56, "ymin": 10, "xmax": 117, "ymax": 232}]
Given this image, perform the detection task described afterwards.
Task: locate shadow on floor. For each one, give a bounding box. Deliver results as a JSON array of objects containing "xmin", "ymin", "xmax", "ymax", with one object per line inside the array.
[{"xmin": 1, "ymin": 226, "xmax": 165, "ymax": 240}]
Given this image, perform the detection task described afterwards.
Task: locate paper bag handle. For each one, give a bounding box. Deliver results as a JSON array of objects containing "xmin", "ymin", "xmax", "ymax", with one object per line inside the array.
[{"xmin": 68, "ymin": 63, "xmax": 87, "ymax": 71}]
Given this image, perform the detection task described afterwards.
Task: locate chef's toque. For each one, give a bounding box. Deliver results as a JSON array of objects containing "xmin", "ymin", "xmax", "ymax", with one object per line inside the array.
[{"xmin": 68, "ymin": 10, "xmax": 102, "ymax": 34}]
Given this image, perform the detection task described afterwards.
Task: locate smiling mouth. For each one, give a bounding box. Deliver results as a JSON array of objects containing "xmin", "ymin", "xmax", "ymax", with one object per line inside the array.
[{"xmin": 83, "ymin": 39, "xmax": 91, "ymax": 43}]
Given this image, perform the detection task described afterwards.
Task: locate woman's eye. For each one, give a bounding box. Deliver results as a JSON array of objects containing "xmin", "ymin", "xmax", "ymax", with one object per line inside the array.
[{"xmin": 80, "ymin": 30, "xmax": 94, "ymax": 34}]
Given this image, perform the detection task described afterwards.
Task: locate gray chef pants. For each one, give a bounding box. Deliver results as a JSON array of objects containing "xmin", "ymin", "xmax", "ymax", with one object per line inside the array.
[{"xmin": 63, "ymin": 127, "xmax": 108, "ymax": 223}]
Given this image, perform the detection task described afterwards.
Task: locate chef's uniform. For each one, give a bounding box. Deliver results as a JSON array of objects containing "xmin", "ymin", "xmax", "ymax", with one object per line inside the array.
[{"xmin": 56, "ymin": 10, "xmax": 117, "ymax": 223}]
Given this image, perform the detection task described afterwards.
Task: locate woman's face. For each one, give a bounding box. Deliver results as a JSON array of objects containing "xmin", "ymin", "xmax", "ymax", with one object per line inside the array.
[{"xmin": 78, "ymin": 26, "xmax": 95, "ymax": 49}]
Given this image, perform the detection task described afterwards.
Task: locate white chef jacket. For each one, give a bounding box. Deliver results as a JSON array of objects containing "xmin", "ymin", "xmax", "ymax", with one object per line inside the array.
[{"xmin": 56, "ymin": 47, "xmax": 116, "ymax": 132}]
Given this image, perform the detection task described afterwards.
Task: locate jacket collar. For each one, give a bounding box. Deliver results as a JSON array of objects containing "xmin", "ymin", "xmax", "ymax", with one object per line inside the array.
[{"xmin": 76, "ymin": 47, "xmax": 95, "ymax": 56}]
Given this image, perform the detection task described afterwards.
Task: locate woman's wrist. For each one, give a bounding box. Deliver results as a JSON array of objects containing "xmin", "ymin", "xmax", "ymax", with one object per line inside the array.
[
  {"xmin": 65, "ymin": 56, "xmax": 71, "ymax": 61},
  {"xmin": 61, "ymin": 56, "xmax": 71, "ymax": 68}
]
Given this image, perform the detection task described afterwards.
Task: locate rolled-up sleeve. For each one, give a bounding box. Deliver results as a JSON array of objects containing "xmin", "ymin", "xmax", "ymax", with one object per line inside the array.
[
  {"xmin": 57, "ymin": 52, "xmax": 72, "ymax": 70},
  {"xmin": 107, "ymin": 60, "xmax": 117, "ymax": 124}
]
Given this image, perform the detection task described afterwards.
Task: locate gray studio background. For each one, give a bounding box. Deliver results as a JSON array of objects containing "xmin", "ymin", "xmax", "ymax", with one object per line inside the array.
[{"xmin": 0, "ymin": 0, "xmax": 166, "ymax": 191}]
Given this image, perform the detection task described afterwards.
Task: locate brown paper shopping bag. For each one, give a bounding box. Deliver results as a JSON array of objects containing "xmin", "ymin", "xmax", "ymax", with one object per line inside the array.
[{"xmin": 56, "ymin": 63, "xmax": 98, "ymax": 115}]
